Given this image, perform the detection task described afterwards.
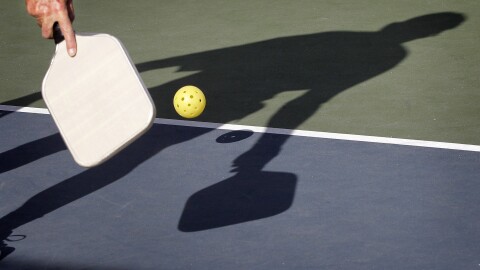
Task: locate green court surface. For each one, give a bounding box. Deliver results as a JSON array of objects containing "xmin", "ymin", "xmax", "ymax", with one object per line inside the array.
[{"xmin": 1, "ymin": 1, "xmax": 479, "ymax": 145}]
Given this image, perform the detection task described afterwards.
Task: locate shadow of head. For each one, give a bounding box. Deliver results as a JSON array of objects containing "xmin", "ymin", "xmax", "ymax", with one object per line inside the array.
[{"xmin": 380, "ymin": 12, "xmax": 466, "ymax": 42}]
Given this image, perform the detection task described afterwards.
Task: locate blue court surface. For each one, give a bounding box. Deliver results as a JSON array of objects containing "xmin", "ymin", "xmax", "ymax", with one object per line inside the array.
[{"xmin": 1, "ymin": 108, "xmax": 479, "ymax": 270}]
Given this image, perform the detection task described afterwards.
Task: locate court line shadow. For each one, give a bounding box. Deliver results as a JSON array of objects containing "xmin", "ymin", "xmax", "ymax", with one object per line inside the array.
[{"xmin": 0, "ymin": 12, "xmax": 466, "ymax": 256}]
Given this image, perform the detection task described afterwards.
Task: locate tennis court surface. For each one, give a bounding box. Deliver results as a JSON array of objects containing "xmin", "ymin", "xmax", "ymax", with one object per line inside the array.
[
  {"xmin": 2, "ymin": 1, "xmax": 480, "ymax": 269},
  {"xmin": 1, "ymin": 107, "xmax": 480, "ymax": 269}
]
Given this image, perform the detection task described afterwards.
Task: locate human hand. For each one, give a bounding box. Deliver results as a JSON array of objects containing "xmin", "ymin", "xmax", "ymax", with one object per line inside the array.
[{"xmin": 25, "ymin": 0, "xmax": 77, "ymax": 57}]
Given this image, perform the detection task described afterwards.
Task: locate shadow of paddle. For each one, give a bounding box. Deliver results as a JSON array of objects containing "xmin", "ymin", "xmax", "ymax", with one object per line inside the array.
[
  {"xmin": 178, "ymin": 171, "xmax": 297, "ymax": 232},
  {"xmin": 179, "ymin": 133, "xmax": 297, "ymax": 232}
]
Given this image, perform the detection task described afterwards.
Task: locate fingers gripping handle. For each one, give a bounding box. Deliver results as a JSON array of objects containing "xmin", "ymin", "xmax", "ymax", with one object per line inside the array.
[{"xmin": 53, "ymin": 22, "xmax": 65, "ymax": 44}]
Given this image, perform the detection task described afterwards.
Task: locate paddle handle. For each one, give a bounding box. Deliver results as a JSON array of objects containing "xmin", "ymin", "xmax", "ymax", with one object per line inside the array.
[{"xmin": 53, "ymin": 22, "xmax": 65, "ymax": 44}]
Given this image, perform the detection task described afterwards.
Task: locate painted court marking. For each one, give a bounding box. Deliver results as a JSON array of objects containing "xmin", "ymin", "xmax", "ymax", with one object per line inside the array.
[{"xmin": 1, "ymin": 104, "xmax": 480, "ymax": 153}]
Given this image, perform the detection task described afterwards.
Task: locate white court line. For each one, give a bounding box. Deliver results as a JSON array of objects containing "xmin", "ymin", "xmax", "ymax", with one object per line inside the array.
[
  {"xmin": 0, "ymin": 105, "xmax": 49, "ymax": 115},
  {"xmin": 2, "ymin": 104, "xmax": 480, "ymax": 152}
]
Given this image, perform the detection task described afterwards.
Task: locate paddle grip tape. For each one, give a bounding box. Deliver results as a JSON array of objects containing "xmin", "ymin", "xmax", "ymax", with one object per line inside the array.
[{"xmin": 53, "ymin": 22, "xmax": 65, "ymax": 44}]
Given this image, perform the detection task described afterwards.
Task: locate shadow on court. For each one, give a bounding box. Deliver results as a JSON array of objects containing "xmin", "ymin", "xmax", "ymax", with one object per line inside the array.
[
  {"xmin": 0, "ymin": 133, "xmax": 64, "ymax": 174},
  {"xmin": 0, "ymin": 12, "xmax": 465, "ymax": 260},
  {"xmin": 138, "ymin": 12, "xmax": 465, "ymax": 231},
  {"xmin": 178, "ymin": 133, "xmax": 297, "ymax": 232},
  {"xmin": 0, "ymin": 258, "xmax": 129, "ymax": 270}
]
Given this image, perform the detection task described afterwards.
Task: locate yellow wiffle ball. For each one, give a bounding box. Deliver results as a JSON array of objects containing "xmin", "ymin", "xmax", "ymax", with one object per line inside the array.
[{"xmin": 173, "ymin": 86, "xmax": 206, "ymax": 118}]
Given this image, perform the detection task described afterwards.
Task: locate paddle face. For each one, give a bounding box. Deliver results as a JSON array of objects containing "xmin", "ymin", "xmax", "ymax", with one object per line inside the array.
[{"xmin": 42, "ymin": 32, "xmax": 155, "ymax": 167}]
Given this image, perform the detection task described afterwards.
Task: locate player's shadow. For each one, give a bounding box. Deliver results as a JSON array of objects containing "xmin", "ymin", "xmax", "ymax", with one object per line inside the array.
[
  {"xmin": 0, "ymin": 12, "xmax": 466, "ymax": 258},
  {"xmin": 136, "ymin": 12, "xmax": 465, "ymax": 126},
  {"xmin": 136, "ymin": 12, "xmax": 465, "ymax": 231}
]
